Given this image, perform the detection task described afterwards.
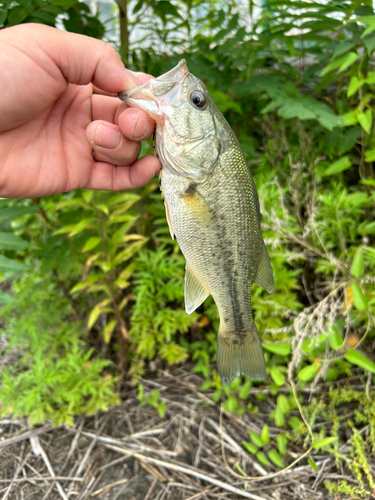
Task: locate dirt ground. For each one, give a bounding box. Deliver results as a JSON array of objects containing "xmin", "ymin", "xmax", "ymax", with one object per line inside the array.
[{"xmin": 0, "ymin": 367, "xmax": 351, "ymax": 500}]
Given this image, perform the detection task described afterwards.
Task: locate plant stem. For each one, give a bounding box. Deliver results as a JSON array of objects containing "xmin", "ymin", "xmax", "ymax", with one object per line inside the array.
[{"xmin": 117, "ymin": 0, "xmax": 129, "ymax": 65}]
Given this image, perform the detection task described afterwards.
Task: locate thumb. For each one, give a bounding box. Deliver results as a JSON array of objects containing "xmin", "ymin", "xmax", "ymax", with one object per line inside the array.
[{"xmin": 19, "ymin": 24, "xmax": 133, "ymax": 94}]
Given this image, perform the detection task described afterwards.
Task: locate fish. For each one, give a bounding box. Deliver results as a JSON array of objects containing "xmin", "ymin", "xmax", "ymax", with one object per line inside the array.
[{"xmin": 118, "ymin": 60, "xmax": 274, "ymax": 386}]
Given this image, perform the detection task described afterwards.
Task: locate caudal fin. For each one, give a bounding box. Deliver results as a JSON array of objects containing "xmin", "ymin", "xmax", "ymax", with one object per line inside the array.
[{"xmin": 216, "ymin": 325, "xmax": 266, "ymax": 386}]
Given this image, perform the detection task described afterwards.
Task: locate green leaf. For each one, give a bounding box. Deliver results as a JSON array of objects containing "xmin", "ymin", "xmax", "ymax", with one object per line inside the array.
[
  {"xmin": 0, "ymin": 290, "xmax": 17, "ymax": 304},
  {"xmin": 273, "ymin": 407, "xmax": 285, "ymax": 427},
  {"xmin": 277, "ymin": 394, "xmax": 289, "ymax": 414},
  {"xmin": 358, "ymin": 109, "xmax": 372, "ymax": 134},
  {"xmin": 338, "ymin": 52, "xmax": 359, "ymax": 73},
  {"xmin": 243, "ymin": 441, "xmax": 257, "ymax": 454},
  {"xmin": 157, "ymin": 401, "xmax": 166, "ymax": 418},
  {"xmin": 248, "ymin": 431, "xmax": 263, "ymax": 448},
  {"xmin": 28, "ymin": 10, "xmax": 56, "ymax": 24},
  {"xmin": 362, "ymin": 23, "xmax": 375, "ymax": 38},
  {"xmin": 363, "ymin": 34, "xmax": 375, "ymax": 56},
  {"xmin": 270, "ymin": 366, "xmax": 285, "ymax": 386},
  {"xmin": 256, "ymin": 451, "xmax": 270, "ymax": 467},
  {"xmin": 103, "ymin": 319, "xmax": 117, "ymax": 343},
  {"xmin": 7, "ymin": 6, "xmax": 29, "ymax": 25},
  {"xmin": 347, "ymin": 76, "xmax": 364, "ymax": 97},
  {"xmin": 297, "ymin": 364, "xmax": 318, "ymax": 381},
  {"xmin": 227, "ymin": 13, "xmax": 238, "ymax": 31},
  {"xmin": 238, "ymin": 379, "xmax": 252, "ymax": 400},
  {"xmin": 351, "ymin": 280, "xmax": 368, "ymax": 310},
  {"xmin": 223, "ymin": 395, "xmax": 238, "ymax": 413},
  {"xmin": 276, "ymin": 434, "xmax": 287, "ymax": 456},
  {"xmin": 327, "ymin": 328, "xmax": 344, "ymax": 351},
  {"xmin": 308, "ymin": 458, "xmax": 319, "ymax": 471},
  {"xmin": 83, "ymin": 237, "xmax": 101, "ymax": 252},
  {"xmin": 365, "ymin": 149, "xmax": 375, "ymax": 162},
  {"xmin": 0, "ymin": 233, "xmax": 30, "ymax": 251},
  {"xmin": 338, "ymin": 127, "xmax": 361, "ymax": 156},
  {"xmin": 341, "ymin": 111, "xmax": 358, "ymax": 126},
  {"xmin": 312, "ymin": 437, "xmax": 338, "ymax": 449},
  {"xmin": 320, "ymin": 53, "xmax": 349, "ymax": 76},
  {"xmin": 262, "ymin": 343, "xmax": 291, "ymax": 356},
  {"xmin": 0, "ymin": 6, "xmax": 8, "ymax": 26},
  {"xmin": 345, "ymin": 348, "xmax": 375, "ymax": 374},
  {"xmin": 0, "ymin": 255, "xmax": 28, "ymax": 272},
  {"xmin": 268, "ymin": 449, "xmax": 284, "ymax": 468},
  {"xmin": 88, "ymin": 299, "xmax": 112, "ymax": 329},
  {"xmin": 365, "ymin": 71, "xmax": 375, "ymax": 84},
  {"xmin": 132, "ymin": 0, "xmax": 143, "ymax": 14},
  {"xmin": 351, "ymin": 247, "xmax": 364, "ymax": 277},
  {"xmin": 0, "ymin": 206, "xmax": 37, "ymax": 225},
  {"xmin": 333, "ymin": 41, "xmax": 356, "ymax": 58},
  {"xmin": 357, "ymin": 15, "xmax": 375, "ymax": 24},
  {"xmin": 323, "ymin": 156, "xmax": 351, "ymax": 176},
  {"xmin": 261, "ymin": 425, "xmax": 269, "ymax": 445}
]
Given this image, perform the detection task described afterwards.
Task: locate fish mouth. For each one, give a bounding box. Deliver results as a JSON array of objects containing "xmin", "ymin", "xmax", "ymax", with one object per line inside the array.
[{"xmin": 117, "ymin": 59, "xmax": 189, "ymax": 120}]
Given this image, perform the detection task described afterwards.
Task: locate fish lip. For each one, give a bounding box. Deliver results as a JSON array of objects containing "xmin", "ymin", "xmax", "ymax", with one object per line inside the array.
[
  {"xmin": 117, "ymin": 88, "xmax": 162, "ymax": 120},
  {"xmin": 117, "ymin": 59, "xmax": 189, "ymax": 117}
]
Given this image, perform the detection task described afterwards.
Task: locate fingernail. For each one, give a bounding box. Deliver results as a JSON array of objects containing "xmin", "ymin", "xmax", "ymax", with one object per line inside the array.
[
  {"xmin": 124, "ymin": 68, "xmax": 143, "ymax": 89},
  {"xmin": 95, "ymin": 124, "xmax": 121, "ymax": 149}
]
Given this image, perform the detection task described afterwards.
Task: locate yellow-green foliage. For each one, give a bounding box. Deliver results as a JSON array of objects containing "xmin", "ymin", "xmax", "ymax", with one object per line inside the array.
[{"xmin": 0, "ymin": 275, "xmax": 119, "ymax": 426}]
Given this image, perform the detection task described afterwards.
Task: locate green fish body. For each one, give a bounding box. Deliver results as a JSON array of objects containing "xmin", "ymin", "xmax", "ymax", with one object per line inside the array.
[{"xmin": 118, "ymin": 60, "xmax": 274, "ymax": 385}]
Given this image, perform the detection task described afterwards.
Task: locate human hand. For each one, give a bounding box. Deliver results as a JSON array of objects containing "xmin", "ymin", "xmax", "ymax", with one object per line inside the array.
[{"xmin": 0, "ymin": 23, "xmax": 160, "ymax": 199}]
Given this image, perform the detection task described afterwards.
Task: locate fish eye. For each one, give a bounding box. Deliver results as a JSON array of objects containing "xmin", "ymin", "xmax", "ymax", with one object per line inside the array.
[{"xmin": 189, "ymin": 90, "xmax": 206, "ymax": 109}]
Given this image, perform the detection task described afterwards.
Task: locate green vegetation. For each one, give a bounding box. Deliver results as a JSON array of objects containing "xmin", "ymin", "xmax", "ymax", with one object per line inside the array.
[{"xmin": 1, "ymin": 0, "xmax": 375, "ymax": 497}]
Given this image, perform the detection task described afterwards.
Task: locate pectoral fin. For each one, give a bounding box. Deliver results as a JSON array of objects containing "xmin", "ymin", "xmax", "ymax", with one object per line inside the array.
[
  {"xmin": 185, "ymin": 266, "xmax": 209, "ymax": 314},
  {"xmin": 254, "ymin": 243, "xmax": 274, "ymax": 293},
  {"xmin": 181, "ymin": 185, "xmax": 213, "ymax": 226}
]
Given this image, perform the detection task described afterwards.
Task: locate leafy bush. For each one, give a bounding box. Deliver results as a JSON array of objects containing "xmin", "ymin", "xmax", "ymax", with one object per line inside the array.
[
  {"xmin": 0, "ymin": 0, "xmax": 105, "ymax": 37},
  {"xmin": 0, "ymin": 273, "xmax": 118, "ymax": 425}
]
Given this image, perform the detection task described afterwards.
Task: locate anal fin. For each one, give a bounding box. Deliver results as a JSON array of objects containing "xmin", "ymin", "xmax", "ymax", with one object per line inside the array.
[
  {"xmin": 185, "ymin": 266, "xmax": 209, "ymax": 314},
  {"xmin": 254, "ymin": 243, "xmax": 274, "ymax": 293}
]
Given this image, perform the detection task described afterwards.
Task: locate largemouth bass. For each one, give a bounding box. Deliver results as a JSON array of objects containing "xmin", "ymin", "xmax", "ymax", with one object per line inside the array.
[{"xmin": 118, "ymin": 60, "xmax": 274, "ymax": 385}]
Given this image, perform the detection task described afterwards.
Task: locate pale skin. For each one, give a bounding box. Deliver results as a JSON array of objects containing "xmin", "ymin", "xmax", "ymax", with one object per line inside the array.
[{"xmin": 0, "ymin": 23, "xmax": 160, "ymax": 199}]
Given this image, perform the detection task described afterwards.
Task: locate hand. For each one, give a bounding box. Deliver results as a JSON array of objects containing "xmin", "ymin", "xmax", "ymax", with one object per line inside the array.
[{"xmin": 0, "ymin": 23, "xmax": 160, "ymax": 199}]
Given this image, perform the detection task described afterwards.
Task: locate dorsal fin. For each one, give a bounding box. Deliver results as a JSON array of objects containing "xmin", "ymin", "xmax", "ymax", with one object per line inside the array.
[
  {"xmin": 185, "ymin": 266, "xmax": 209, "ymax": 314},
  {"xmin": 254, "ymin": 243, "xmax": 274, "ymax": 293}
]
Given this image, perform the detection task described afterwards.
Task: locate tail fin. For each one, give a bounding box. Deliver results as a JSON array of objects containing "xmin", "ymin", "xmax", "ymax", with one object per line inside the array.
[{"xmin": 217, "ymin": 325, "xmax": 266, "ymax": 386}]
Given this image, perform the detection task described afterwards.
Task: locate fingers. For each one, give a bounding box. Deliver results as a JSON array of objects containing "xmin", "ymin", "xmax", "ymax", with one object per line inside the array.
[
  {"xmin": 117, "ymin": 108, "xmax": 155, "ymax": 142},
  {"xmin": 86, "ymin": 121, "xmax": 140, "ymax": 165},
  {"xmin": 91, "ymin": 94, "xmax": 155, "ymax": 140},
  {"xmin": 88, "ymin": 95, "xmax": 156, "ymax": 166},
  {"xmin": 85, "ymin": 156, "xmax": 161, "ymax": 191}
]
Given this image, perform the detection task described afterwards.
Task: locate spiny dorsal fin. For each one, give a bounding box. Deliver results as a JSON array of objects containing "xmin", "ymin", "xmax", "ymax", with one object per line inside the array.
[
  {"xmin": 185, "ymin": 266, "xmax": 209, "ymax": 314},
  {"xmin": 254, "ymin": 243, "xmax": 274, "ymax": 293}
]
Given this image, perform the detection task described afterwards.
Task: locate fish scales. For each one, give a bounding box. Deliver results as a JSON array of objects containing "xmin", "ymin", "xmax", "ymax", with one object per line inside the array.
[{"xmin": 118, "ymin": 60, "xmax": 274, "ymax": 385}]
